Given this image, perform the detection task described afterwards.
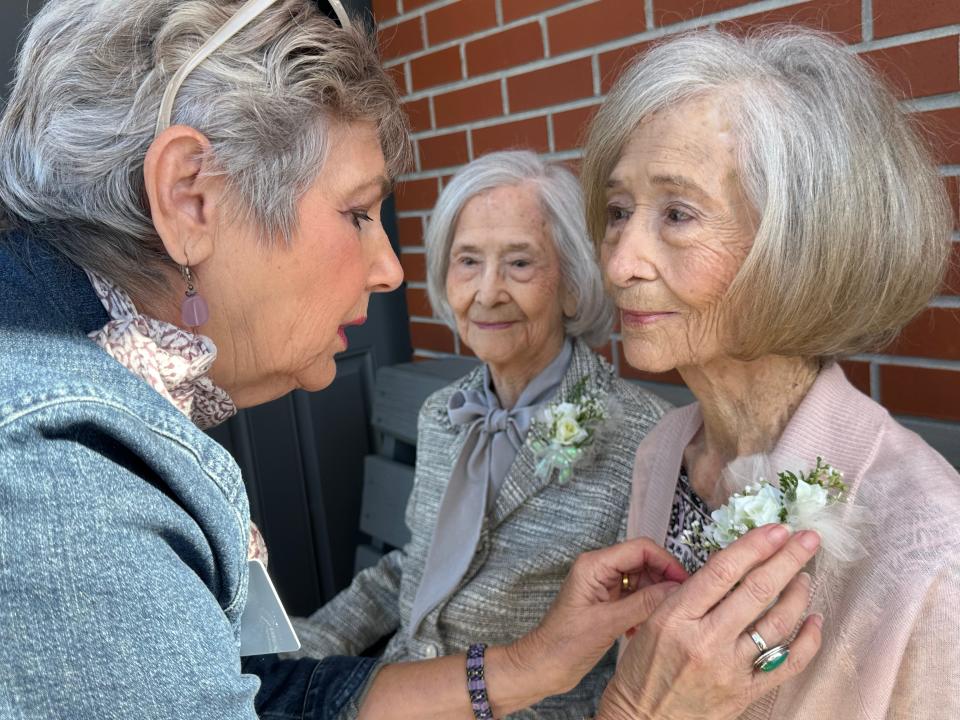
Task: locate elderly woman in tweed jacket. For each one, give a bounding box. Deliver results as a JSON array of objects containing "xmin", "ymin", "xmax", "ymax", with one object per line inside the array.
[{"xmin": 292, "ymin": 151, "xmax": 668, "ymax": 718}]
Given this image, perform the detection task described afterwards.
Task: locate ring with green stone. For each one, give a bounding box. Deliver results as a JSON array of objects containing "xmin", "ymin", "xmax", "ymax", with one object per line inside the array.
[{"xmin": 753, "ymin": 645, "xmax": 790, "ymax": 672}]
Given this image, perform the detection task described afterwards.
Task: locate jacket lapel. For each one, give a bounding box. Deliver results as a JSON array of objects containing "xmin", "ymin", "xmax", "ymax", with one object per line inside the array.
[
  {"xmin": 770, "ymin": 363, "xmax": 884, "ymax": 527},
  {"xmin": 489, "ymin": 340, "xmax": 609, "ymax": 529},
  {"xmin": 628, "ymin": 402, "xmax": 703, "ymax": 545}
]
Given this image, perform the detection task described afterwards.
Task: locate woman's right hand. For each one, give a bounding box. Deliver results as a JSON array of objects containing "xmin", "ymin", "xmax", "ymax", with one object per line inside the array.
[
  {"xmin": 503, "ymin": 537, "xmax": 690, "ymax": 702},
  {"xmin": 598, "ymin": 524, "xmax": 823, "ymax": 720}
]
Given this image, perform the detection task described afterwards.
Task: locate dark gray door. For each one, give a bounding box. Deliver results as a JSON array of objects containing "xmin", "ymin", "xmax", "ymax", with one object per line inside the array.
[
  {"xmin": 0, "ymin": 2, "xmax": 39, "ymax": 104},
  {"xmin": 2, "ymin": 0, "xmax": 411, "ymax": 617}
]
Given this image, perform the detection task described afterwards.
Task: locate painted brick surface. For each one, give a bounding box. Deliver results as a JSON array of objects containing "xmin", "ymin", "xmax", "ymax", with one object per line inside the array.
[{"xmin": 376, "ymin": 0, "xmax": 960, "ymax": 431}]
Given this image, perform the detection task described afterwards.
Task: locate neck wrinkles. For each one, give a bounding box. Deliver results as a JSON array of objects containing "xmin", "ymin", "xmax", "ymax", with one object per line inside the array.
[
  {"xmin": 487, "ymin": 331, "xmax": 567, "ymax": 409},
  {"xmin": 680, "ymin": 354, "xmax": 819, "ymax": 504}
]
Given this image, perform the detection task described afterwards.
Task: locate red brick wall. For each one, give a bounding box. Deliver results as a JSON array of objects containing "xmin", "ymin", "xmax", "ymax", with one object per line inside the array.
[{"xmin": 379, "ymin": 0, "xmax": 960, "ymax": 427}]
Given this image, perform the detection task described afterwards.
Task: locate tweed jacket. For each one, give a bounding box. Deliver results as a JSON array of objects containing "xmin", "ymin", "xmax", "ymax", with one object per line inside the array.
[
  {"xmin": 293, "ymin": 339, "xmax": 670, "ymax": 718},
  {"xmin": 625, "ymin": 364, "xmax": 960, "ymax": 719}
]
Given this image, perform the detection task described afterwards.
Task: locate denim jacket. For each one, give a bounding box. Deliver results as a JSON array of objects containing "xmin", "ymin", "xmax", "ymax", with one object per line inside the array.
[{"xmin": 0, "ymin": 231, "xmax": 377, "ymax": 719}]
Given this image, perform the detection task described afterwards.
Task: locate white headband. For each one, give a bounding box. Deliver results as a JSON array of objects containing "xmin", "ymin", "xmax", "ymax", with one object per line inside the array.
[{"xmin": 155, "ymin": 0, "xmax": 352, "ymax": 136}]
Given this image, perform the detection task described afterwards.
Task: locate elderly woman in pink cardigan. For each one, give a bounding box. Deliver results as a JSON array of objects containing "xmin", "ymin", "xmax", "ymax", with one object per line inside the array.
[{"xmin": 582, "ymin": 27, "xmax": 959, "ymax": 720}]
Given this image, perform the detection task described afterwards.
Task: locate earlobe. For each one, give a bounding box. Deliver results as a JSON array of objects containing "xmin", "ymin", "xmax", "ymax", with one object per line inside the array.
[
  {"xmin": 562, "ymin": 289, "xmax": 578, "ymax": 318},
  {"xmin": 143, "ymin": 125, "xmax": 220, "ymax": 267}
]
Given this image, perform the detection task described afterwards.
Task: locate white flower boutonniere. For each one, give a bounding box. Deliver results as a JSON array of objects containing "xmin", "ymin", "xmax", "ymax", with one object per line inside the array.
[
  {"xmin": 530, "ymin": 377, "xmax": 610, "ymax": 485},
  {"xmin": 684, "ymin": 457, "xmax": 865, "ymax": 562}
]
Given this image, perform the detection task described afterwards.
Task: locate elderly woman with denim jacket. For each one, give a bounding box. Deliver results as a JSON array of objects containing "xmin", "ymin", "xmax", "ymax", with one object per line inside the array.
[
  {"xmin": 292, "ymin": 150, "xmax": 671, "ymax": 718},
  {"xmin": 0, "ymin": 2, "xmax": 825, "ymax": 719}
]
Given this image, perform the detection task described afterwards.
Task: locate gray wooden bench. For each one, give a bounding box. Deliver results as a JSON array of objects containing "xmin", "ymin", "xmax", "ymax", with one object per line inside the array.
[{"xmin": 354, "ymin": 357, "xmax": 479, "ymax": 573}]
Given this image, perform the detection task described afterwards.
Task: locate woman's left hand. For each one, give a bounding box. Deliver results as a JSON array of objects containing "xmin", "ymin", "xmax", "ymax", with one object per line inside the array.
[{"xmin": 599, "ymin": 524, "xmax": 823, "ymax": 720}]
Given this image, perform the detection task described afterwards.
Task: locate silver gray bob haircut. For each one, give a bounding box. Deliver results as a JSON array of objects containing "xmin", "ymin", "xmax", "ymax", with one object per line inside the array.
[
  {"xmin": 426, "ymin": 150, "xmax": 613, "ymax": 348},
  {"xmin": 0, "ymin": 0, "xmax": 411, "ymax": 300},
  {"xmin": 583, "ymin": 26, "xmax": 953, "ymax": 360}
]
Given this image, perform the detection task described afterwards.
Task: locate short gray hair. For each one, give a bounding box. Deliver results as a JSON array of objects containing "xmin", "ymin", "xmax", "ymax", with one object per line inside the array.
[
  {"xmin": 0, "ymin": 0, "xmax": 411, "ymax": 300},
  {"xmin": 425, "ymin": 150, "xmax": 613, "ymax": 348},
  {"xmin": 583, "ymin": 27, "xmax": 953, "ymax": 359}
]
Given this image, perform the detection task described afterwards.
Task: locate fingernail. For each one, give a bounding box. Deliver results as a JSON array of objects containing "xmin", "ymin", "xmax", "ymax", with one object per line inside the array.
[
  {"xmin": 798, "ymin": 531, "xmax": 821, "ymax": 552},
  {"xmin": 767, "ymin": 524, "xmax": 790, "ymax": 544},
  {"xmin": 810, "ymin": 613, "xmax": 823, "ymax": 629},
  {"xmin": 799, "ymin": 571, "xmax": 812, "ymax": 587}
]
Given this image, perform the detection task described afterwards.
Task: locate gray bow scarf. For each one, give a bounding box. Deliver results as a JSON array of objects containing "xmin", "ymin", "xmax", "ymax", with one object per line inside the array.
[{"xmin": 408, "ymin": 340, "xmax": 573, "ymax": 635}]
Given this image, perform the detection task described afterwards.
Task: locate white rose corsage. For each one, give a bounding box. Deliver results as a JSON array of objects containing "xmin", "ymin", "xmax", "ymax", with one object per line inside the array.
[
  {"xmin": 683, "ymin": 457, "xmax": 866, "ymax": 563},
  {"xmin": 529, "ymin": 377, "xmax": 610, "ymax": 485}
]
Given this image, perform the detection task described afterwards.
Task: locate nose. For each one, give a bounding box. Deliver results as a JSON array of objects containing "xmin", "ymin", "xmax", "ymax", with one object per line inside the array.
[
  {"xmin": 602, "ymin": 215, "xmax": 658, "ymax": 288},
  {"xmin": 367, "ymin": 226, "xmax": 404, "ymax": 293},
  {"xmin": 475, "ymin": 263, "xmax": 507, "ymax": 306}
]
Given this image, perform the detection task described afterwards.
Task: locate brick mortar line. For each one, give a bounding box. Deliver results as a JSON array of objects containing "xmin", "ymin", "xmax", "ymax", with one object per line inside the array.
[
  {"xmin": 406, "ymin": 280, "xmax": 428, "ymax": 289},
  {"xmin": 929, "ymin": 296, "xmax": 960, "ymax": 308},
  {"xmin": 408, "ymin": 87, "xmax": 957, "ymax": 145},
  {"xmin": 389, "ymin": 24, "xmax": 960, "ymax": 105},
  {"xmin": 848, "ymin": 24, "xmax": 960, "ymax": 52},
  {"xmin": 402, "ymin": 149, "xmax": 581, "ymax": 179},
  {"xmin": 411, "ymin": 100, "xmax": 602, "ymax": 140},
  {"xmin": 412, "ymin": 349, "xmax": 460, "ymax": 359},
  {"xmin": 381, "ymin": 0, "xmax": 805, "ymax": 75},
  {"xmin": 861, "ymin": 0, "xmax": 873, "ymax": 43},
  {"xmin": 851, "ymin": 354, "xmax": 960, "ymax": 371},
  {"xmin": 905, "ymin": 93, "xmax": 960, "ymax": 112},
  {"xmin": 380, "ymin": 0, "xmax": 605, "ymax": 31},
  {"xmin": 410, "ymin": 315, "xmax": 448, "ymax": 324}
]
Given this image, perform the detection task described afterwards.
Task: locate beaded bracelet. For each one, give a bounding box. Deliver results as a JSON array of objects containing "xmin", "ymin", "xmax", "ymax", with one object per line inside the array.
[{"xmin": 466, "ymin": 643, "xmax": 494, "ymax": 720}]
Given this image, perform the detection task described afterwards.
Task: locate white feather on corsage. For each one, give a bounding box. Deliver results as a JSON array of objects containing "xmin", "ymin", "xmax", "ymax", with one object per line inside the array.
[{"xmin": 683, "ymin": 455, "xmax": 868, "ymax": 563}]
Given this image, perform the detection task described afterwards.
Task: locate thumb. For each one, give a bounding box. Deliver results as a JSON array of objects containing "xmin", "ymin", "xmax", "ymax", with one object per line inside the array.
[{"xmin": 604, "ymin": 581, "xmax": 681, "ymax": 638}]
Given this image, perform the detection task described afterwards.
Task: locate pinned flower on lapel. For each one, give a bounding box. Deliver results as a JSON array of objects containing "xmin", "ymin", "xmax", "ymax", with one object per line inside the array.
[
  {"xmin": 682, "ymin": 457, "xmax": 864, "ymax": 562},
  {"xmin": 530, "ymin": 377, "xmax": 611, "ymax": 485}
]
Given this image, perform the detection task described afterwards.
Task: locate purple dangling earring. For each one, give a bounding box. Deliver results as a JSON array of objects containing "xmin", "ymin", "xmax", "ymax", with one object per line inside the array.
[{"xmin": 180, "ymin": 265, "xmax": 210, "ymax": 328}]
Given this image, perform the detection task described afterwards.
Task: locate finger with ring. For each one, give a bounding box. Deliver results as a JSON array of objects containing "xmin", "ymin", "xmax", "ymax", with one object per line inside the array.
[{"xmin": 733, "ymin": 571, "xmax": 811, "ymax": 667}]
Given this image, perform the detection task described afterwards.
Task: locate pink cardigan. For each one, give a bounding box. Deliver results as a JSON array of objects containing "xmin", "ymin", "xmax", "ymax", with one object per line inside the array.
[{"xmin": 625, "ymin": 364, "xmax": 960, "ymax": 719}]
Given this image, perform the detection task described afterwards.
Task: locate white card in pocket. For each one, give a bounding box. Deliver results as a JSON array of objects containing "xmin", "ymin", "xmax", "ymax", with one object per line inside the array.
[{"xmin": 238, "ymin": 559, "xmax": 301, "ymax": 657}]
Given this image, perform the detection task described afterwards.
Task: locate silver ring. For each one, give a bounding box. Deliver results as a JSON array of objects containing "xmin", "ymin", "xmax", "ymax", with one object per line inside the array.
[
  {"xmin": 749, "ymin": 630, "xmax": 768, "ymax": 653},
  {"xmin": 753, "ymin": 644, "xmax": 790, "ymax": 672}
]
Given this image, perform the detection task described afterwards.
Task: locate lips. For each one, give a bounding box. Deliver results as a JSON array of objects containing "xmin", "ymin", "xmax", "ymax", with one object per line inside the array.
[
  {"xmin": 337, "ymin": 316, "xmax": 366, "ymax": 349},
  {"xmin": 471, "ymin": 320, "xmax": 516, "ymax": 330},
  {"xmin": 620, "ymin": 309, "xmax": 677, "ymax": 327}
]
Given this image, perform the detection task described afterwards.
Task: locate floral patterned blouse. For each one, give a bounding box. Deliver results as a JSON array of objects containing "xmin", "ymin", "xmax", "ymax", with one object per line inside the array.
[
  {"xmin": 85, "ymin": 270, "xmax": 268, "ymax": 566},
  {"xmin": 664, "ymin": 467, "xmax": 712, "ymax": 574}
]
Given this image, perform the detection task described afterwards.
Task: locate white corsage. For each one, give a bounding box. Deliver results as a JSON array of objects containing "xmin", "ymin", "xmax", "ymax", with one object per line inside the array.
[
  {"xmin": 683, "ymin": 457, "xmax": 866, "ymax": 562},
  {"xmin": 529, "ymin": 377, "xmax": 609, "ymax": 484}
]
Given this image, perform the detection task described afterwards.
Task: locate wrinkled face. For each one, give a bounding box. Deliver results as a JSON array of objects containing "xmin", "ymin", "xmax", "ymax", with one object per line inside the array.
[
  {"xmin": 217, "ymin": 121, "xmax": 402, "ymax": 402},
  {"xmin": 601, "ymin": 95, "xmax": 757, "ymax": 374},
  {"xmin": 446, "ymin": 182, "xmax": 570, "ymax": 373}
]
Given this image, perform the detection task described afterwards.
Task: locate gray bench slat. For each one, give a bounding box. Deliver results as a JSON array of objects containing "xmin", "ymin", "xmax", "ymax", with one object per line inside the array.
[
  {"xmin": 359, "ymin": 455, "xmax": 415, "ymax": 549},
  {"xmin": 372, "ymin": 359, "xmax": 479, "ymax": 444}
]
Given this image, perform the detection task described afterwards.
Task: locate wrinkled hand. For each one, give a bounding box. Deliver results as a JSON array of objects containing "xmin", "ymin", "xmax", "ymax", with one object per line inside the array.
[
  {"xmin": 599, "ymin": 525, "xmax": 823, "ymax": 720},
  {"xmin": 511, "ymin": 538, "xmax": 689, "ymax": 697}
]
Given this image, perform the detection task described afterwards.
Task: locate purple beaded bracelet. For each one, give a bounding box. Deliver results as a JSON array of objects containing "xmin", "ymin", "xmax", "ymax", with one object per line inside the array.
[{"xmin": 466, "ymin": 643, "xmax": 494, "ymax": 720}]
